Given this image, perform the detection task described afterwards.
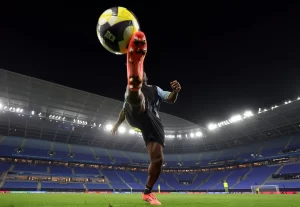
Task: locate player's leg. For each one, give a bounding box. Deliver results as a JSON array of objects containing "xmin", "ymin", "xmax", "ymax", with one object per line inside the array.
[
  {"xmin": 142, "ymin": 142, "xmax": 163, "ymax": 205},
  {"xmin": 127, "ymin": 31, "xmax": 147, "ymax": 91},
  {"xmin": 146, "ymin": 142, "xmax": 164, "ymax": 190},
  {"xmin": 125, "ymin": 86, "xmax": 145, "ymax": 113},
  {"xmin": 126, "ymin": 31, "xmax": 147, "ymax": 112}
]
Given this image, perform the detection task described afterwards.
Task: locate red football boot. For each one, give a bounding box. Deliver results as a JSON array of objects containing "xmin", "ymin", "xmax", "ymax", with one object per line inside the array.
[
  {"xmin": 142, "ymin": 193, "xmax": 161, "ymax": 205},
  {"xmin": 127, "ymin": 31, "xmax": 147, "ymax": 91}
]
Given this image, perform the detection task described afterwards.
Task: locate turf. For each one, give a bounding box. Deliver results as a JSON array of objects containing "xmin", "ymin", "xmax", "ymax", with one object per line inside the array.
[{"xmin": 0, "ymin": 194, "xmax": 299, "ymax": 207}]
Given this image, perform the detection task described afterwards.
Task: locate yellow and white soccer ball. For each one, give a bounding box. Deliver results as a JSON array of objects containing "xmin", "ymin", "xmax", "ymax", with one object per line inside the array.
[{"xmin": 96, "ymin": 7, "xmax": 140, "ymax": 55}]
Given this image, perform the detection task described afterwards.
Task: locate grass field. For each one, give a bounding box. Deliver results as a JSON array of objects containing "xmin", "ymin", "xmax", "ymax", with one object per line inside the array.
[{"xmin": 0, "ymin": 194, "xmax": 299, "ymax": 207}]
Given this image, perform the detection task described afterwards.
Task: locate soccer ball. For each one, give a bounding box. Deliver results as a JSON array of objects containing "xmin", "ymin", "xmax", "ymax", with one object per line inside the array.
[{"xmin": 96, "ymin": 7, "xmax": 140, "ymax": 55}]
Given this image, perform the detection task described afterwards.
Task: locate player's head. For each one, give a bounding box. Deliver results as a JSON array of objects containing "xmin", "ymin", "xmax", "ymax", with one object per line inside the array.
[{"xmin": 143, "ymin": 72, "xmax": 148, "ymax": 84}]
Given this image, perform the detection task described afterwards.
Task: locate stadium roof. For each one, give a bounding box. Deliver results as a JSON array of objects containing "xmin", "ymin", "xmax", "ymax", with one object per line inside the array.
[{"xmin": 0, "ymin": 68, "xmax": 300, "ymax": 153}]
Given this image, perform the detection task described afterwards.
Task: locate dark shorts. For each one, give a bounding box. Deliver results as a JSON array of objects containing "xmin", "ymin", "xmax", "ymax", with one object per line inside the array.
[{"xmin": 124, "ymin": 104, "xmax": 165, "ymax": 147}]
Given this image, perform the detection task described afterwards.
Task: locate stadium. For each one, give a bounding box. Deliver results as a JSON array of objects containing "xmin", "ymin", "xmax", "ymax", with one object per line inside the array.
[{"xmin": 0, "ymin": 68, "xmax": 300, "ymax": 206}]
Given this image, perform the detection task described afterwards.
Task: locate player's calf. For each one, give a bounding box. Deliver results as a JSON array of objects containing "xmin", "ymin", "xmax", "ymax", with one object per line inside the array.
[{"xmin": 127, "ymin": 31, "xmax": 147, "ymax": 91}]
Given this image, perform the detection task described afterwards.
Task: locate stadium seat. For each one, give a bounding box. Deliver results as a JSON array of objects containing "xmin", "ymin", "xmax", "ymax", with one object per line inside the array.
[{"xmin": 1, "ymin": 135, "xmax": 300, "ymax": 193}]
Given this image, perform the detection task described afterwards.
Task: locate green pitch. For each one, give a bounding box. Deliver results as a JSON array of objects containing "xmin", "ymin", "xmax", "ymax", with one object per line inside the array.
[{"xmin": 0, "ymin": 194, "xmax": 299, "ymax": 207}]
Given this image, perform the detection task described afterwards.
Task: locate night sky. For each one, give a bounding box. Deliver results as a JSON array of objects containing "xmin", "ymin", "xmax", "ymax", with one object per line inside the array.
[{"xmin": 1, "ymin": 1, "xmax": 300, "ymax": 126}]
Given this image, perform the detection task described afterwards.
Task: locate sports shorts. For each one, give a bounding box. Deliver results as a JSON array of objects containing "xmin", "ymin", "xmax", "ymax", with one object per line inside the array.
[{"xmin": 124, "ymin": 103, "xmax": 165, "ymax": 147}]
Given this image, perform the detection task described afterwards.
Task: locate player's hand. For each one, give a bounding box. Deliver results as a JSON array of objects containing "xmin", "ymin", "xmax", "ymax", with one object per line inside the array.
[
  {"xmin": 170, "ymin": 80, "xmax": 181, "ymax": 93},
  {"xmin": 111, "ymin": 125, "xmax": 118, "ymax": 135}
]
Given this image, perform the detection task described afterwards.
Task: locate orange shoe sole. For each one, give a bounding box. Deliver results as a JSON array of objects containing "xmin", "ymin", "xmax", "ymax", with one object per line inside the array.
[{"xmin": 127, "ymin": 31, "xmax": 147, "ymax": 91}]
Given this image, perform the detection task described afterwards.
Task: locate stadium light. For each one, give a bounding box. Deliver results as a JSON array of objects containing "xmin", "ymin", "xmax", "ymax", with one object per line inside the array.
[
  {"xmin": 195, "ymin": 132, "xmax": 202, "ymax": 137},
  {"xmin": 190, "ymin": 133, "xmax": 194, "ymax": 138},
  {"xmin": 243, "ymin": 111, "xmax": 253, "ymax": 118},
  {"xmin": 208, "ymin": 123, "xmax": 218, "ymax": 130},
  {"xmin": 285, "ymin": 100, "xmax": 291, "ymax": 104},
  {"xmin": 105, "ymin": 124, "xmax": 113, "ymax": 131},
  {"xmin": 118, "ymin": 126, "xmax": 126, "ymax": 133},
  {"xmin": 129, "ymin": 129, "xmax": 135, "ymax": 134},
  {"xmin": 165, "ymin": 135, "xmax": 175, "ymax": 139},
  {"xmin": 31, "ymin": 111, "xmax": 35, "ymax": 115},
  {"xmin": 16, "ymin": 108, "xmax": 23, "ymax": 113},
  {"xmin": 0, "ymin": 103, "xmax": 2, "ymax": 109},
  {"xmin": 229, "ymin": 115, "xmax": 242, "ymax": 123}
]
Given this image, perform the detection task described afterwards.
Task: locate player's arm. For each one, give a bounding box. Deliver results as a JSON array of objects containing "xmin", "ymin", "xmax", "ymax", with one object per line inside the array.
[
  {"xmin": 111, "ymin": 104, "xmax": 126, "ymax": 135},
  {"xmin": 157, "ymin": 80, "xmax": 181, "ymax": 104},
  {"xmin": 167, "ymin": 91, "xmax": 179, "ymax": 104},
  {"xmin": 116, "ymin": 108, "xmax": 125, "ymax": 125},
  {"xmin": 168, "ymin": 80, "xmax": 181, "ymax": 103}
]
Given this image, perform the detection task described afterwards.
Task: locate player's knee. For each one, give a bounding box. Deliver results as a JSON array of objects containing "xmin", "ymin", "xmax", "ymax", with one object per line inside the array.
[
  {"xmin": 126, "ymin": 94, "xmax": 144, "ymax": 107},
  {"xmin": 151, "ymin": 153, "xmax": 163, "ymax": 167}
]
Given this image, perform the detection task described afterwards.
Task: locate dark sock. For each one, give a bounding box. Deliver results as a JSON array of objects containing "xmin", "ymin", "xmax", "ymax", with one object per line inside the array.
[{"xmin": 144, "ymin": 185, "xmax": 152, "ymax": 194}]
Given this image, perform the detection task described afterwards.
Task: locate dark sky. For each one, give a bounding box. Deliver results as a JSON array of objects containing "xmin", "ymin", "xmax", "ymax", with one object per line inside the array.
[{"xmin": 1, "ymin": 1, "xmax": 300, "ymax": 126}]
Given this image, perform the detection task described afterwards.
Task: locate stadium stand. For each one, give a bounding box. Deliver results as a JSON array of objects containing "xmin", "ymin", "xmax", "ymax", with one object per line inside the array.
[
  {"xmin": 1, "ymin": 68, "xmax": 300, "ymax": 195},
  {"xmin": 0, "ymin": 134, "xmax": 300, "ymax": 193}
]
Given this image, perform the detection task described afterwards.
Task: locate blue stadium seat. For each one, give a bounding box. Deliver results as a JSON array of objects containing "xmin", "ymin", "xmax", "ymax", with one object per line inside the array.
[
  {"xmin": 109, "ymin": 149, "xmax": 131, "ymax": 164},
  {"xmin": 0, "ymin": 136, "xmax": 23, "ymax": 148},
  {"xmin": 1, "ymin": 135, "xmax": 300, "ymax": 193},
  {"xmin": 0, "ymin": 163, "xmax": 11, "ymax": 175},
  {"xmin": 50, "ymin": 166, "xmax": 72, "ymax": 175},
  {"xmin": 1, "ymin": 181, "xmax": 37, "ymax": 190},
  {"xmin": 85, "ymin": 183, "xmax": 111, "ymax": 190},
  {"xmin": 233, "ymin": 166, "xmax": 279, "ymax": 189},
  {"xmin": 280, "ymin": 163, "xmax": 300, "ymax": 174},
  {"xmin": 0, "ymin": 136, "xmax": 23, "ymax": 156},
  {"xmin": 125, "ymin": 151, "xmax": 145, "ymax": 163},
  {"xmin": 198, "ymin": 171, "xmax": 231, "ymax": 190},
  {"xmin": 116, "ymin": 171, "xmax": 137, "ymax": 183},
  {"xmin": 41, "ymin": 182, "xmax": 84, "ymax": 190},
  {"xmin": 74, "ymin": 167, "xmax": 100, "ymax": 175},
  {"xmin": 287, "ymin": 134, "xmax": 300, "ymax": 148},
  {"xmin": 14, "ymin": 163, "xmax": 47, "ymax": 172}
]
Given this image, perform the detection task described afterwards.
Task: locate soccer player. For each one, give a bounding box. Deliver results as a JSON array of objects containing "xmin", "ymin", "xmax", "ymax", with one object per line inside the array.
[{"xmin": 111, "ymin": 31, "xmax": 181, "ymax": 205}]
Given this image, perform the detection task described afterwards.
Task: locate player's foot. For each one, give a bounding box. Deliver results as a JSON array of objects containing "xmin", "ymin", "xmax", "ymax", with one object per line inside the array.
[
  {"xmin": 127, "ymin": 31, "xmax": 147, "ymax": 91},
  {"xmin": 142, "ymin": 193, "xmax": 161, "ymax": 205}
]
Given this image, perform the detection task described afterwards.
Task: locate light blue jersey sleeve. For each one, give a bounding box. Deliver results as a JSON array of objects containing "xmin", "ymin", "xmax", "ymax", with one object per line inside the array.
[{"xmin": 157, "ymin": 86, "xmax": 171, "ymax": 102}]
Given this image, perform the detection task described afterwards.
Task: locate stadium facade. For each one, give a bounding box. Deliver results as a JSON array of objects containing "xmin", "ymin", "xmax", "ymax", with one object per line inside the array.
[{"xmin": 0, "ymin": 69, "xmax": 300, "ymax": 194}]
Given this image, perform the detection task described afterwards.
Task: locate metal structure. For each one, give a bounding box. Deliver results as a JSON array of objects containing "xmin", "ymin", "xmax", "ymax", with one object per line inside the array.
[{"xmin": 0, "ymin": 69, "xmax": 300, "ymax": 153}]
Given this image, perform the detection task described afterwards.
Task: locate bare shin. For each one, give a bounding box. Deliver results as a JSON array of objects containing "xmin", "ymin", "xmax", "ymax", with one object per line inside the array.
[{"xmin": 146, "ymin": 142, "xmax": 164, "ymax": 188}]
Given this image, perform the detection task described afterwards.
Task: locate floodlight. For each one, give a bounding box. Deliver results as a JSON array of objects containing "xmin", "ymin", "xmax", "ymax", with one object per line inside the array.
[
  {"xmin": 195, "ymin": 132, "xmax": 202, "ymax": 137},
  {"xmin": 105, "ymin": 124, "xmax": 113, "ymax": 131},
  {"xmin": 118, "ymin": 126, "xmax": 126, "ymax": 133},
  {"xmin": 208, "ymin": 123, "xmax": 217, "ymax": 130},
  {"xmin": 244, "ymin": 111, "xmax": 253, "ymax": 118},
  {"xmin": 129, "ymin": 129, "xmax": 135, "ymax": 134},
  {"xmin": 229, "ymin": 115, "xmax": 242, "ymax": 123}
]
